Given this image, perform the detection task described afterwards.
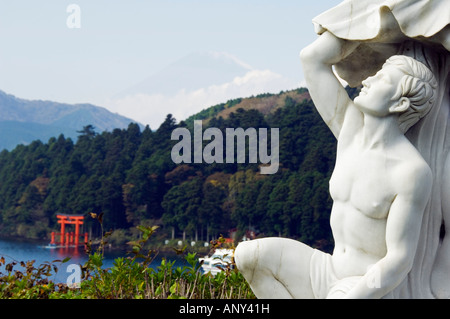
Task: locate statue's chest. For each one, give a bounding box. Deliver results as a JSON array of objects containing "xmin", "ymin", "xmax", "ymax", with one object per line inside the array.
[{"xmin": 330, "ymin": 149, "xmax": 396, "ymax": 220}]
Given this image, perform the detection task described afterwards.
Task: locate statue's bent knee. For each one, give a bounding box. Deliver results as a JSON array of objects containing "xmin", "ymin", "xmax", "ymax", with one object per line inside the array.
[{"xmin": 235, "ymin": 240, "xmax": 259, "ymax": 279}]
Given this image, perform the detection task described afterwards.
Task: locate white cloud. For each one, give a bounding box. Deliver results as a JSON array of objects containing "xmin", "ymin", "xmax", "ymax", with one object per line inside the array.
[{"xmin": 105, "ymin": 69, "xmax": 299, "ymax": 129}]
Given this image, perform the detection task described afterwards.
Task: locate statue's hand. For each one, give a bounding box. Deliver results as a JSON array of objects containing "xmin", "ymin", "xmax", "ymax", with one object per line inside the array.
[{"xmin": 301, "ymin": 31, "xmax": 359, "ymax": 67}]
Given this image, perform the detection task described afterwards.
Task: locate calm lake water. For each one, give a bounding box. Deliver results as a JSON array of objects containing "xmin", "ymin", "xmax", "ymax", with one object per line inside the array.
[{"xmin": 0, "ymin": 237, "xmax": 185, "ymax": 283}]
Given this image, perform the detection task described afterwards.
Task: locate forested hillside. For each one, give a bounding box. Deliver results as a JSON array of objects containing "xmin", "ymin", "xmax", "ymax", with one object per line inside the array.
[{"xmin": 0, "ymin": 88, "xmax": 341, "ymax": 252}]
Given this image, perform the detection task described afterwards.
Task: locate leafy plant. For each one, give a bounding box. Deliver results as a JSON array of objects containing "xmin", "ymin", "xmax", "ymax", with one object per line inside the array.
[{"xmin": 0, "ymin": 255, "xmax": 71, "ymax": 299}]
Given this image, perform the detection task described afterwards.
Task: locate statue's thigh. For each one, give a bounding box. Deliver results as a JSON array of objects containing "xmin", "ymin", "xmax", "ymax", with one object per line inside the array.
[{"xmin": 235, "ymin": 238, "xmax": 316, "ymax": 298}]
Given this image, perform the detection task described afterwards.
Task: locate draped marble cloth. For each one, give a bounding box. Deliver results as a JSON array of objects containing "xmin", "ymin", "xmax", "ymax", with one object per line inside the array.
[{"xmin": 312, "ymin": 0, "xmax": 450, "ymax": 298}]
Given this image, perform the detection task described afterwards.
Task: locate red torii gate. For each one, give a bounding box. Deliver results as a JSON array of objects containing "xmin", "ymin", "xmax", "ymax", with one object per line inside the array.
[{"xmin": 50, "ymin": 214, "xmax": 88, "ymax": 246}]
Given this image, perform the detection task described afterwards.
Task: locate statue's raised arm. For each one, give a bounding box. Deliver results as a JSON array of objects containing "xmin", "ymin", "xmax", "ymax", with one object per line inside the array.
[{"xmin": 300, "ymin": 32, "xmax": 359, "ymax": 139}]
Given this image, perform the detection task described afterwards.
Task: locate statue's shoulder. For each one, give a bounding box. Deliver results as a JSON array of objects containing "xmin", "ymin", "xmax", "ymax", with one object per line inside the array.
[{"xmin": 391, "ymin": 146, "xmax": 432, "ymax": 194}]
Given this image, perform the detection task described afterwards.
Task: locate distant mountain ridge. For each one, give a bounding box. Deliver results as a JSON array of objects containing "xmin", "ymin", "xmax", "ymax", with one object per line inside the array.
[{"xmin": 0, "ymin": 90, "xmax": 143, "ymax": 150}]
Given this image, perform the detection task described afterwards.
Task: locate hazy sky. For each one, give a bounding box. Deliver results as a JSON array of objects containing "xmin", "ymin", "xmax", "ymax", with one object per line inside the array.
[{"xmin": 0, "ymin": 0, "xmax": 341, "ymax": 128}]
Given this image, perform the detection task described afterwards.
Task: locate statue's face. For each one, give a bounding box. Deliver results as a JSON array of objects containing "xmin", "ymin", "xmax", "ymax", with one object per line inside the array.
[{"xmin": 354, "ymin": 65, "xmax": 405, "ymax": 117}]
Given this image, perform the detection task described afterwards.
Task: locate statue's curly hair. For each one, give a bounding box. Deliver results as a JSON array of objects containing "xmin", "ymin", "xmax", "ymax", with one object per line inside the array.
[{"xmin": 385, "ymin": 55, "xmax": 438, "ymax": 133}]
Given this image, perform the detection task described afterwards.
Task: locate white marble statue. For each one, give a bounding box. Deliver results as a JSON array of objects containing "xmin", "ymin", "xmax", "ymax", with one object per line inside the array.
[{"xmin": 235, "ymin": 0, "xmax": 450, "ymax": 299}]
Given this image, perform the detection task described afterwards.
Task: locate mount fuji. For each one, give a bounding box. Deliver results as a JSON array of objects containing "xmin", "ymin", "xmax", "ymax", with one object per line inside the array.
[
  {"xmin": 108, "ymin": 51, "xmax": 298, "ymax": 129},
  {"xmin": 117, "ymin": 51, "xmax": 253, "ymax": 97}
]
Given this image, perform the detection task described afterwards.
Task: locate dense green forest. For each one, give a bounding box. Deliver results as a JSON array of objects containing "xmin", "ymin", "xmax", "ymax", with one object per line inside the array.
[{"xmin": 0, "ymin": 88, "xmax": 344, "ymax": 252}]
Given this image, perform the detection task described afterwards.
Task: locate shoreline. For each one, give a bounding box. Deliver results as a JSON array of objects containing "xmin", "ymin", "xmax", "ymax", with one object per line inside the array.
[{"xmin": 0, "ymin": 234, "xmax": 213, "ymax": 261}]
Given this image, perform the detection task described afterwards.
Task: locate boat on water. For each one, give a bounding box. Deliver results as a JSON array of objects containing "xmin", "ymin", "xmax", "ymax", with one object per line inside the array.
[
  {"xmin": 42, "ymin": 243, "xmax": 85, "ymax": 249},
  {"xmin": 43, "ymin": 243, "xmax": 58, "ymax": 249},
  {"xmin": 199, "ymin": 248, "xmax": 234, "ymax": 276}
]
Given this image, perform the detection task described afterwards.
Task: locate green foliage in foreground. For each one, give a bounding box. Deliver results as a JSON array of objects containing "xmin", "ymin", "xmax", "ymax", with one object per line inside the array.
[{"xmin": 0, "ymin": 225, "xmax": 255, "ymax": 299}]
